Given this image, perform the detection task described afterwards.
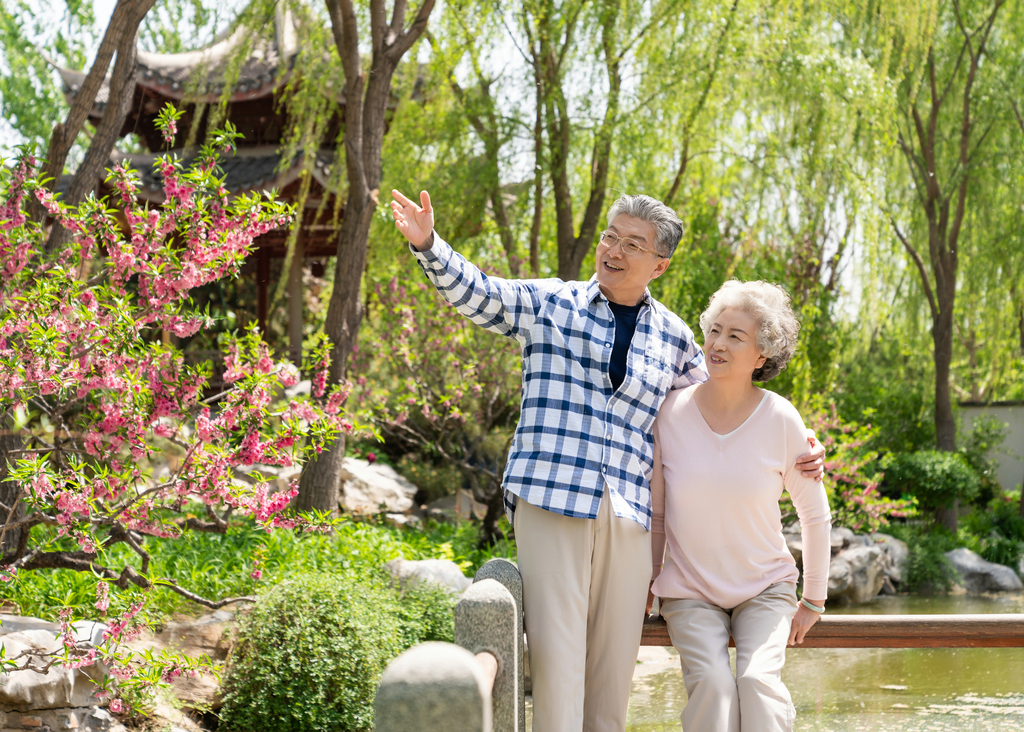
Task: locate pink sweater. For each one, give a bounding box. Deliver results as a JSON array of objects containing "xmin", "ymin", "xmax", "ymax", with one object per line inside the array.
[{"xmin": 650, "ymin": 386, "xmax": 831, "ymax": 609}]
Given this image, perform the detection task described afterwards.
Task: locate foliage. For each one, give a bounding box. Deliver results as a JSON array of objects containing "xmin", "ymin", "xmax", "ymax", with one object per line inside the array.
[
  {"xmin": 3, "ymin": 514, "xmax": 516, "ymax": 622},
  {"xmin": 887, "ymin": 525, "xmax": 960, "ymax": 593},
  {"xmin": 219, "ymin": 571, "xmax": 454, "ymax": 732},
  {"xmin": 881, "ymin": 451, "xmax": 982, "ymax": 515},
  {"xmin": 784, "ymin": 401, "xmax": 916, "ymax": 533},
  {"xmin": 959, "ymin": 493, "xmax": 1024, "ymax": 570},
  {"xmin": 0, "ymin": 110, "xmax": 354, "ymax": 711},
  {"xmin": 832, "ymin": 331, "xmax": 938, "ymax": 455},
  {"xmin": 958, "ymin": 415, "xmax": 1010, "ymax": 506},
  {"xmin": 348, "ymin": 270, "xmax": 522, "ymax": 544}
]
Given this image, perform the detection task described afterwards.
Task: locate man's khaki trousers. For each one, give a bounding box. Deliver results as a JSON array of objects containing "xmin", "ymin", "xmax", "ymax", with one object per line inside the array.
[{"xmin": 514, "ymin": 493, "xmax": 651, "ymax": 732}]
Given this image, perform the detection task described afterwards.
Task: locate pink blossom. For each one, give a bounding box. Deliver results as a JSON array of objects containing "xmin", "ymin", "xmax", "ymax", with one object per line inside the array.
[{"xmin": 95, "ymin": 581, "xmax": 110, "ymax": 612}]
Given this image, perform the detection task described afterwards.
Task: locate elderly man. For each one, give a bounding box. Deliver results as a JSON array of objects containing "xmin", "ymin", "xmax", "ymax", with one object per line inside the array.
[{"xmin": 390, "ymin": 189, "xmax": 823, "ymax": 732}]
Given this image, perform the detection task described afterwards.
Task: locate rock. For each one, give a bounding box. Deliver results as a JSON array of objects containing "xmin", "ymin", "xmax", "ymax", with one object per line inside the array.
[
  {"xmin": 0, "ymin": 628, "xmax": 106, "ymax": 711},
  {"xmin": 944, "ymin": 548, "xmax": 1024, "ymax": 593},
  {"xmin": 784, "ymin": 533, "xmax": 802, "ymax": 568},
  {"xmin": 127, "ymin": 610, "xmax": 235, "ymax": 712},
  {"xmin": 426, "ymin": 491, "xmax": 488, "ymax": 522},
  {"xmin": 827, "ymin": 545, "xmax": 887, "ymax": 604},
  {"xmin": 384, "ymin": 558, "xmax": 472, "ymax": 596},
  {"xmin": 340, "ymin": 458, "xmax": 419, "ymax": 515},
  {"xmin": 1019, "ymin": 555, "xmax": 1024, "ymax": 578},
  {"xmin": 386, "ymin": 512, "xmax": 424, "ymax": 528},
  {"xmin": 830, "ymin": 527, "xmax": 855, "ymax": 555},
  {"xmin": 149, "ymin": 699, "xmax": 205, "ymax": 732},
  {"xmin": 847, "ymin": 534, "xmax": 874, "ymax": 548},
  {"xmin": 872, "ymin": 533, "xmax": 909, "ymax": 585},
  {"xmin": 826, "ymin": 557, "xmax": 850, "ymax": 597}
]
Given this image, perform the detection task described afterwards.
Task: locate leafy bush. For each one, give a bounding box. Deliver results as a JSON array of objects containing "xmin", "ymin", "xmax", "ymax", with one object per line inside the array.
[
  {"xmin": 958, "ymin": 415, "xmax": 1010, "ymax": 506},
  {"xmin": 349, "ymin": 273, "xmax": 522, "ymax": 545},
  {"xmin": 888, "ymin": 527, "xmax": 959, "ymax": 592},
  {"xmin": 780, "ymin": 400, "xmax": 915, "ymax": 532},
  {"xmin": 882, "ymin": 450, "xmax": 981, "ymax": 514},
  {"xmin": 958, "ymin": 494, "xmax": 1024, "ymax": 570},
  {"xmin": 980, "ymin": 535, "xmax": 1024, "ymax": 569},
  {"xmin": 219, "ymin": 571, "xmax": 455, "ymax": 732}
]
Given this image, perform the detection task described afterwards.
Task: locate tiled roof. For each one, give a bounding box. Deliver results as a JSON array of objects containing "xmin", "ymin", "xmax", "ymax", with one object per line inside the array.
[
  {"xmin": 56, "ymin": 146, "xmax": 338, "ymax": 202},
  {"xmin": 57, "ymin": 4, "xmax": 303, "ymax": 108}
]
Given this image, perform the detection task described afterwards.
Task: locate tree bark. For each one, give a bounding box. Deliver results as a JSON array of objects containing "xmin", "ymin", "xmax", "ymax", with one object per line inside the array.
[
  {"xmin": 297, "ymin": 0, "xmax": 435, "ymax": 514},
  {"xmin": 0, "ymin": 429, "xmax": 25, "ymax": 560},
  {"xmin": 29, "ymin": 0, "xmax": 156, "ymax": 225},
  {"xmin": 47, "ymin": 29, "xmax": 142, "ymax": 251}
]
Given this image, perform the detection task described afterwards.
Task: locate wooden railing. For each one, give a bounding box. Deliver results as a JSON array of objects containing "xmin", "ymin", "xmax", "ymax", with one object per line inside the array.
[
  {"xmin": 376, "ymin": 560, "xmax": 1024, "ymax": 732},
  {"xmin": 642, "ymin": 612, "xmax": 1024, "ymax": 648}
]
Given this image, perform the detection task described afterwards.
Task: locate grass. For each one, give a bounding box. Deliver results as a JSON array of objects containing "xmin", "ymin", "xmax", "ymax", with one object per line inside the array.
[{"xmin": 0, "ymin": 516, "xmax": 516, "ymax": 624}]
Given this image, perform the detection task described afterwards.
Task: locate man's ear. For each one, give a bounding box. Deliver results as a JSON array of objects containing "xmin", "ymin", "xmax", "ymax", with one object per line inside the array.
[{"xmin": 650, "ymin": 257, "xmax": 671, "ymax": 281}]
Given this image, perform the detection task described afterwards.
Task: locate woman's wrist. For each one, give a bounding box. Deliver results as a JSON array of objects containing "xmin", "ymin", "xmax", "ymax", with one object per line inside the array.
[{"xmin": 800, "ymin": 597, "xmax": 825, "ymax": 613}]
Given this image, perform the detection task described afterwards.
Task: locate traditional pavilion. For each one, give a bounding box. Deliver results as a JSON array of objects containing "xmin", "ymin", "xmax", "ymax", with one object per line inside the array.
[{"xmin": 56, "ymin": 3, "xmax": 343, "ymax": 363}]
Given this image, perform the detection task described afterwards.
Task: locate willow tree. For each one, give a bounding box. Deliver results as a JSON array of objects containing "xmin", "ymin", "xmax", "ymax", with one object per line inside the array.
[
  {"xmin": 887, "ymin": 0, "xmax": 1021, "ymax": 529},
  {"xmin": 296, "ymin": 0, "xmax": 436, "ymax": 514}
]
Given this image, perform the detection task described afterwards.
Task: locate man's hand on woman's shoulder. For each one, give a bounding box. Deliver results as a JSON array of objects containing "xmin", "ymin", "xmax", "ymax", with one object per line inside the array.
[{"xmin": 796, "ymin": 432, "xmax": 826, "ymax": 481}]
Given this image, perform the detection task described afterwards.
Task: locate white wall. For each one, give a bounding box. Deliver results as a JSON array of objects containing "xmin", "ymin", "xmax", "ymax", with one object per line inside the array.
[{"xmin": 960, "ymin": 403, "xmax": 1024, "ymax": 493}]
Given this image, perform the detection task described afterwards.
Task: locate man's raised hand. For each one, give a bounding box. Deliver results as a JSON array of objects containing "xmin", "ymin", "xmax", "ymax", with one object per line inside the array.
[{"xmin": 391, "ymin": 189, "xmax": 434, "ymax": 250}]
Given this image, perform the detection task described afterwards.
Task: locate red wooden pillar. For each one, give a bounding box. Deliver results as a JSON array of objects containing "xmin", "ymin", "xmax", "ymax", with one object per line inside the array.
[{"xmin": 256, "ymin": 246, "xmax": 270, "ymax": 335}]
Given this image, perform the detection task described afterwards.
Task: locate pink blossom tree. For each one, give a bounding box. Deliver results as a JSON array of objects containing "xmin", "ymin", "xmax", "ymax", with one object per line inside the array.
[{"xmin": 0, "ymin": 109, "xmax": 351, "ymax": 711}]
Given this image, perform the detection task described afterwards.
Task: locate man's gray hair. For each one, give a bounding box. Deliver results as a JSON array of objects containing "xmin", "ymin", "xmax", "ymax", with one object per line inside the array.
[
  {"xmin": 699, "ymin": 280, "xmax": 800, "ymax": 382},
  {"xmin": 606, "ymin": 194, "xmax": 684, "ymax": 258}
]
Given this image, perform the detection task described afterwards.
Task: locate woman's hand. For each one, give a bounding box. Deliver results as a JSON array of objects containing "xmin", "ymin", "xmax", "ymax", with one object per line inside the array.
[
  {"xmin": 787, "ymin": 602, "xmax": 823, "ymax": 645},
  {"xmin": 646, "ymin": 582, "xmax": 656, "ymax": 616},
  {"xmin": 391, "ymin": 189, "xmax": 435, "ymax": 250}
]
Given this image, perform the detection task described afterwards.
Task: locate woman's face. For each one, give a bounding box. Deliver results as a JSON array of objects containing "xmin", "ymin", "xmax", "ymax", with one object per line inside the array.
[{"xmin": 704, "ymin": 307, "xmax": 767, "ymax": 380}]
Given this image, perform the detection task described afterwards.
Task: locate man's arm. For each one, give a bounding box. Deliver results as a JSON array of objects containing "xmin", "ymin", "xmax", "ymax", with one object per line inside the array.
[{"xmin": 391, "ymin": 188, "xmax": 540, "ymax": 340}]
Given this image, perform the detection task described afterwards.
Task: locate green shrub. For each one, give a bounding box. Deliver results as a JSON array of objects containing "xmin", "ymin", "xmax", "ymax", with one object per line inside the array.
[
  {"xmin": 889, "ymin": 527, "xmax": 959, "ymax": 592},
  {"xmin": 219, "ymin": 571, "xmax": 455, "ymax": 732},
  {"xmin": 958, "ymin": 416, "xmax": 1010, "ymax": 507},
  {"xmin": 882, "ymin": 450, "xmax": 981, "ymax": 514},
  {"xmin": 959, "ymin": 495, "xmax": 1024, "ymax": 570},
  {"xmin": 980, "ymin": 534, "xmax": 1024, "ymax": 569}
]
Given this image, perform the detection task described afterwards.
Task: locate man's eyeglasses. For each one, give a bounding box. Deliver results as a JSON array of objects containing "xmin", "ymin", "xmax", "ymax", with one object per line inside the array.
[{"xmin": 598, "ymin": 230, "xmax": 666, "ymax": 259}]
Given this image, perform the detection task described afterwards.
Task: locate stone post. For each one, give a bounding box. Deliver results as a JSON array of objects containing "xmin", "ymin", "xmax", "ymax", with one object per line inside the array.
[
  {"xmin": 473, "ymin": 558, "xmax": 525, "ymax": 732},
  {"xmin": 375, "ymin": 641, "xmax": 493, "ymax": 732},
  {"xmin": 455, "ymin": 579, "xmax": 517, "ymax": 732}
]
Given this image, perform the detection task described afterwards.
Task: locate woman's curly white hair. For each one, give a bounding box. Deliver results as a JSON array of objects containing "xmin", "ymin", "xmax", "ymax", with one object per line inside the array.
[{"xmin": 698, "ymin": 280, "xmax": 800, "ymax": 382}]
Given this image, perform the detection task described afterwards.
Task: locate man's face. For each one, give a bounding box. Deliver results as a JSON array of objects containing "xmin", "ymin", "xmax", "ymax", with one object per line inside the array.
[{"xmin": 595, "ymin": 214, "xmax": 671, "ymax": 306}]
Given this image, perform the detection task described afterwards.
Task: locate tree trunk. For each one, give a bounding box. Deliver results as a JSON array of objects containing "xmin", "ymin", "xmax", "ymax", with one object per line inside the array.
[
  {"xmin": 30, "ymin": 0, "xmax": 156, "ymax": 224},
  {"xmin": 0, "ymin": 430, "xmax": 25, "ymax": 560},
  {"xmin": 298, "ymin": 0, "xmax": 435, "ymax": 514},
  {"xmin": 933, "ymin": 306, "xmax": 959, "ymax": 532},
  {"xmin": 47, "ymin": 30, "xmax": 141, "ymax": 251},
  {"xmin": 478, "ymin": 481, "xmax": 506, "ymax": 549}
]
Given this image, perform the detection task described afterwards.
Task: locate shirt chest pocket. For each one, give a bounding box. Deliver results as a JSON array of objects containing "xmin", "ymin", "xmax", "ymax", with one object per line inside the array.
[{"xmin": 643, "ymin": 347, "xmax": 673, "ymax": 398}]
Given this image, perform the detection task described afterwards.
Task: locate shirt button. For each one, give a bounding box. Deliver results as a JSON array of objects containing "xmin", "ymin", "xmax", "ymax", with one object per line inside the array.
[{"xmin": 605, "ymin": 342, "xmax": 611, "ymax": 347}]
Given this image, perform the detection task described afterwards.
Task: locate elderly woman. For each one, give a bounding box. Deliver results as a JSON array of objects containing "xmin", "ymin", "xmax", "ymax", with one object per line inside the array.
[{"xmin": 649, "ymin": 279, "xmax": 831, "ymax": 732}]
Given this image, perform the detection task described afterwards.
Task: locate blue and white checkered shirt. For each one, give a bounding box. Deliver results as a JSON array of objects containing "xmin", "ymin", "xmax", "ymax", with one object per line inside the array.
[{"xmin": 412, "ymin": 235, "xmax": 708, "ymax": 530}]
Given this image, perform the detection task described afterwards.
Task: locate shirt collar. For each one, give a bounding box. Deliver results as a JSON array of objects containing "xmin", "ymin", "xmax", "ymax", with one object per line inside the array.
[{"xmin": 585, "ymin": 276, "xmax": 654, "ymax": 308}]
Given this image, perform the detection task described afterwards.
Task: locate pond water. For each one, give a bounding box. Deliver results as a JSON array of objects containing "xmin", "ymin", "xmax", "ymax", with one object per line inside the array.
[{"xmin": 624, "ymin": 593, "xmax": 1024, "ymax": 732}]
